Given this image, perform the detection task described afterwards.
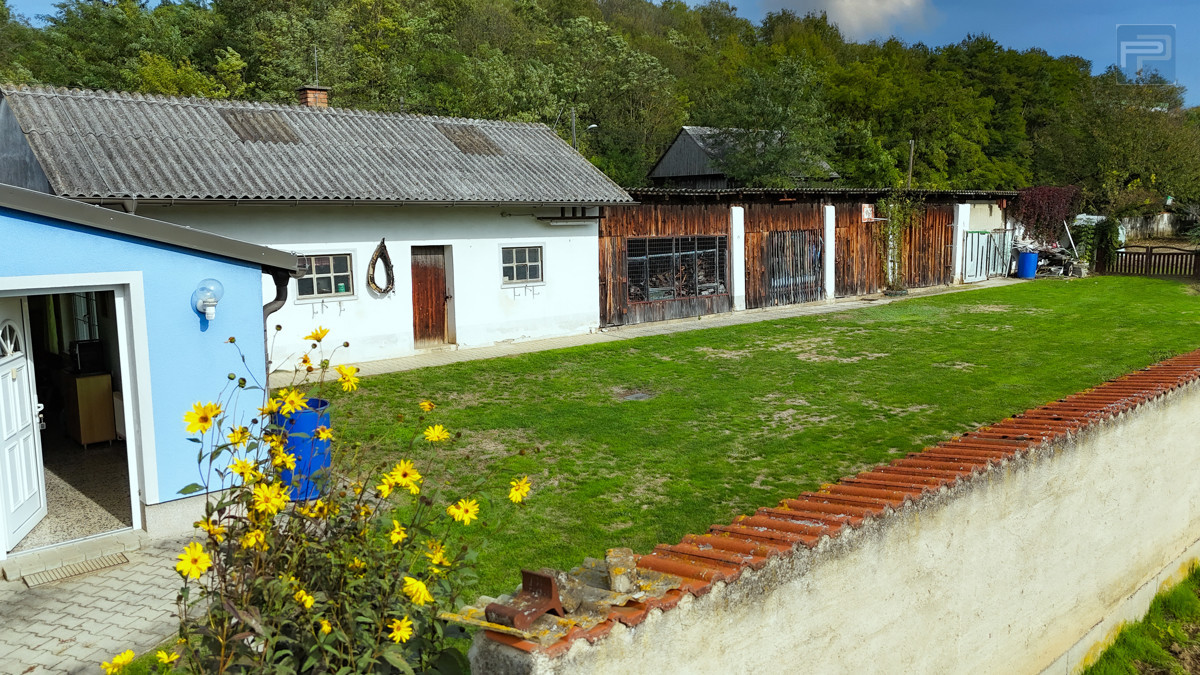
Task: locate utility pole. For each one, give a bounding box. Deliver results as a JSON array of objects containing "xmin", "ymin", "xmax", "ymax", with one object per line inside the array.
[
  {"xmin": 313, "ymin": 46, "xmax": 319, "ymax": 86},
  {"xmin": 906, "ymin": 139, "xmax": 915, "ymax": 189},
  {"xmin": 571, "ymin": 107, "xmax": 578, "ymax": 150}
]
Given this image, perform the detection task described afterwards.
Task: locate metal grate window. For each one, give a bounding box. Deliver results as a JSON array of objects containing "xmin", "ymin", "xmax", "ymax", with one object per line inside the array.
[
  {"xmin": 502, "ymin": 246, "xmax": 543, "ymax": 283},
  {"xmin": 627, "ymin": 236, "xmax": 727, "ymax": 302},
  {"xmin": 297, "ymin": 254, "xmax": 354, "ymax": 298}
]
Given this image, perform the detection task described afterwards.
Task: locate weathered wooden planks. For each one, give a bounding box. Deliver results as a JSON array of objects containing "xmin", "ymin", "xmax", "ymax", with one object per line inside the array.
[
  {"xmin": 902, "ymin": 205, "xmax": 954, "ymax": 289},
  {"xmin": 744, "ymin": 203, "xmax": 825, "ymax": 308},
  {"xmin": 833, "ymin": 202, "xmax": 884, "ymax": 297},
  {"xmin": 411, "ymin": 245, "xmax": 448, "ymax": 346}
]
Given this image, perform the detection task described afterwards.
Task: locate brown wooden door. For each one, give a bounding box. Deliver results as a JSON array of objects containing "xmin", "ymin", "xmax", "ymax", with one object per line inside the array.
[{"xmin": 411, "ymin": 246, "xmax": 448, "ymax": 347}]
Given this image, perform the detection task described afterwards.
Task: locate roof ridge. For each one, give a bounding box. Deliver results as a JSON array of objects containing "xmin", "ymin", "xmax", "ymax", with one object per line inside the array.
[{"xmin": 0, "ymin": 83, "xmax": 551, "ymax": 130}]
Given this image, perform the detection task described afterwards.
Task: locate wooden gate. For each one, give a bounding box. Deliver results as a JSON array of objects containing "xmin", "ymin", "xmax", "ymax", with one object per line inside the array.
[
  {"xmin": 744, "ymin": 203, "xmax": 824, "ymax": 308},
  {"xmin": 1100, "ymin": 246, "xmax": 1200, "ymax": 278},
  {"xmin": 834, "ymin": 202, "xmax": 884, "ymax": 297},
  {"xmin": 986, "ymin": 230, "xmax": 1014, "ymax": 277},
  {"xmin": 903, "ymin": 205, "xmax": 954, "ymax": 288},
  {"xmin": 411, "ymin": 246, "xmax": 449, "ymax": 347}
]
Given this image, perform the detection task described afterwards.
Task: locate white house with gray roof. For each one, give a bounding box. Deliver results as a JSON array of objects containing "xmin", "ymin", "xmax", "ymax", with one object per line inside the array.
[{"xmin": 0, "ymin": 85, "xmax": 632, "ymax": 369}]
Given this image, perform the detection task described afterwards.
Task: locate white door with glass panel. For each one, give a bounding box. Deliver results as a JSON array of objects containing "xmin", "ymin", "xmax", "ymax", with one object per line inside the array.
[{"xmin": 0, "ymin": 297, "xmax": 46, "ymax": 551}]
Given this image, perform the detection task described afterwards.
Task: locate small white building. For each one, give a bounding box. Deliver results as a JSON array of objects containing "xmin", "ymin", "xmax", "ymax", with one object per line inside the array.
[{"xmin": 0, "ymin": 85, "xmax": 632, "ymax": 369}]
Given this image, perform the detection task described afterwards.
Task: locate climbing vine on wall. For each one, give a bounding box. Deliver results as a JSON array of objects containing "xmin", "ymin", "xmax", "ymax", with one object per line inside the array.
[{"xmin": 875, "ymin": 195, "xmax": 924, "ymax": 291}]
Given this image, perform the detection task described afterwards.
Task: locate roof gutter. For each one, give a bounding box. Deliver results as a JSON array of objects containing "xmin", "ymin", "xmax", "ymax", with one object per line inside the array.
[
  {"xmin": 76, "ymin": 197, "xmax": 634, "ymax": 208},
  {"xmin": 262, "ymin": 267, "xmax": 301, "ymax": 380}
]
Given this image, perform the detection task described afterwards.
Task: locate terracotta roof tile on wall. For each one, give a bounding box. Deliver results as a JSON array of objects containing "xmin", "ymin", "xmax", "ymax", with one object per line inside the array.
[
  {"xmin": 0, "ymin": 85, "xmax": 632, "ymax": 205},
  {"xmin": 465, "ymin": 349, "xmax": 1200, "ymax": 657}
]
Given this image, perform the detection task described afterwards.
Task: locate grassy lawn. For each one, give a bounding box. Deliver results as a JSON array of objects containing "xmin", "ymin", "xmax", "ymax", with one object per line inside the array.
[
  {"xmin": 1083, "ymin": 564, "xmax": 1200, "ymax": 675},
  {"xmin": 331, "ymin": 276, "xmax": 1200, "ymax": 595}
]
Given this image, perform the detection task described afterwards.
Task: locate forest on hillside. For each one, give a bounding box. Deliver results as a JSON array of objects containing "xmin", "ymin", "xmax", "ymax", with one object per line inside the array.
[{"xmin": 2, "ymin": 0, "xmax": 1199, "ymax": 215}]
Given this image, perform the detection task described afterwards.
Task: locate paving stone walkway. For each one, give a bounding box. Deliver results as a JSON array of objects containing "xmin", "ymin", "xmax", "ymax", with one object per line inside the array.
[
  {"xmin": 1, "ymin": 279, "xmax": 1022, "ymax": 674},
  {"xmin": 0, "ymin": 536, "xmax": 185, "ymax": 675}
]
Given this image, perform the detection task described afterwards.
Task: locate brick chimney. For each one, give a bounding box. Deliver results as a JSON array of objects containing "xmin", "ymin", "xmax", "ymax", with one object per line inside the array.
[{"xmin": 296, "ymin": 85, "xmax": 330, "ymax": 108}]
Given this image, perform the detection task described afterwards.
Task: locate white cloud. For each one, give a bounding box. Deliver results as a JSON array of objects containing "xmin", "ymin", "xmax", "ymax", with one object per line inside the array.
[{"xmin": 760, "ymin": 0, "xmax": 938, "ymax": 40}]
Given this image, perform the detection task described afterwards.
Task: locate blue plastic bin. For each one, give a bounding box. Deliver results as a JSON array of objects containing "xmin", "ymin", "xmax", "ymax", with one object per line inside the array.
[
  {"xmin": 274, "ymin": 397, "xmax": 331, "ymax": 500},
  {"xmin": 1017, "ymin": 251, "xmax": 1038, "ymax": 279}
]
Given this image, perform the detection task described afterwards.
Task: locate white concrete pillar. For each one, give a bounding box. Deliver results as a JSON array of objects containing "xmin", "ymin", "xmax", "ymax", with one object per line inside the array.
[
  {"xmin": 731, "ymin": 205, "xmax": 746, "ymax": 311},
  {"xmin": 823, "ymin": 204, "xmax": 836, "ymax": 301},
  {"xmin": 951, "ymin": 203, "xmax": 971, "ymax": 285}
]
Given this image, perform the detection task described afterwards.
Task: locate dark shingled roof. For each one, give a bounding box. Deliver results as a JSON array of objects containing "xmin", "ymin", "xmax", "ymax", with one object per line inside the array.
[{"xmin": 0, "ymin": 85, "xmax": 632, "ymax": 205}]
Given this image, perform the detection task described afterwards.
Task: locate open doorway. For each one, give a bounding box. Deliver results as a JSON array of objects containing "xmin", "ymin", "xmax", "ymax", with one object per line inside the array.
[{"xmin": 7, "ymin": 292, "xmax": 132, "ymax": 553}]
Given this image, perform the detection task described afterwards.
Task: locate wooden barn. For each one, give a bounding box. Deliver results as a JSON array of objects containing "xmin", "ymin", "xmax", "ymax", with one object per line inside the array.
[{"xmin": 599, "ymin": 188, "xmax": 1013, "ymax": 327}]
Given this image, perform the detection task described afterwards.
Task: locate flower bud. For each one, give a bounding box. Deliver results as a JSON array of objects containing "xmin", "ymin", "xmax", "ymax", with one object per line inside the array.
[
  {"xmin": 275, "ymin": 324, "xmax": 282, "ymax": 331},
  {"xmin": 228, "ymin": 336, "xmax": 236, "ymax": 343},
  {"xmin": 228, "ymin": 373, "xmax": 236, "ymax": 380}
]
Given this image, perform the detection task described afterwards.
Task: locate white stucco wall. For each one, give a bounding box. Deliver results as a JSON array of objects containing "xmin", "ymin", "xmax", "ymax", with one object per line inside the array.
[
  {"xmin": 141, "ymin": 204, "xmax": 601, "ymax": 366},
  {"xmin": 473, "ymin": 381, "xmax": 1200, "ymax": 675},
  {"xmin": 968, "ymin": 201, "xmax": 1006, "ymax": 232}
]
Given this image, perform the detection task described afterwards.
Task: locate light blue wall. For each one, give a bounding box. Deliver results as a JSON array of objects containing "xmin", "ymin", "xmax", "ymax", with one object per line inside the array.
[{"xmin": 0, "ymin": 206, "xmax": 267, "ymax": 504}]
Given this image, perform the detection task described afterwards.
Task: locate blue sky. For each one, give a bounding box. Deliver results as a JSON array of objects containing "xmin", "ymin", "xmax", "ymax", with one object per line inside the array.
[{"xmin": 8, "ymin": 0, "xmax": 1199, "ymax": 105}]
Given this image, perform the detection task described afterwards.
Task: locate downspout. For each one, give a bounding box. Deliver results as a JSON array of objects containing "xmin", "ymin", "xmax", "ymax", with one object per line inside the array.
[{"xmin": 263, "ymin": 268, "xmax": 293, "ymax": 385}]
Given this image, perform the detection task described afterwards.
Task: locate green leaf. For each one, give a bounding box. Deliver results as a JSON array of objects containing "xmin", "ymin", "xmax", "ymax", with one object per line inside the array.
[
  {"xmin": 433, "ymin": 647, "xmax": 470, "ymax": 674},
  {"xmin": 381, "ymin": 648, "xmax": 417, "ymax": 674},
  {"xmin": 179, "ymin": 483, "xmax": 205, "ymax": 495}
]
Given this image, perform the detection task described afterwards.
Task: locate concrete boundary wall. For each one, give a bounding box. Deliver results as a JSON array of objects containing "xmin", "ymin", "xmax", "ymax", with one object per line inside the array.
[{"xmin": 471, "ymin": 353, "xmax": 1200, "ymax": 674}]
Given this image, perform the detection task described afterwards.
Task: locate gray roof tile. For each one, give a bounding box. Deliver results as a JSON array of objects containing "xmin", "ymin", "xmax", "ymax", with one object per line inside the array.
[{"xmin": 1, "ymin": 85, "xmax": 632, "ymax": 204}]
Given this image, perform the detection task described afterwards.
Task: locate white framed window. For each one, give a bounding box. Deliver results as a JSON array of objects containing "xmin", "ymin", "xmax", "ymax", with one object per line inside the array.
[
  {"xmin": 502, "ymin": 246, "xmax": 543, "ymax": 284},
  {"xmin": 297, "ymin": 254, "xmax": 354, "ymax": 298}
]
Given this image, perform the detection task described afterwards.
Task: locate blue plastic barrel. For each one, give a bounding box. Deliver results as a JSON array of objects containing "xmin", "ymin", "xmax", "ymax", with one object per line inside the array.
[
  {"xmin": 274, "ymin": 397, "xmax": 331, "ymax": 500},
  {"xmin": 1017, "ymin": 251, "xmax": 1038, "ymax": 279}
]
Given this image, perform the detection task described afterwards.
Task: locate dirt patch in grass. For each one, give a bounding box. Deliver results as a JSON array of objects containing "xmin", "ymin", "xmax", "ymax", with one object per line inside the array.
[
  {"xmin": 612, "ymin": 387, "xmax": 655, "ymax": 401},
  {"xmin": 694, "ymin": 346, "xmax": 752, "ymax": 359},
  {"xmin": 934, "ymin": 361, "xmax": 980, "ymax": 371},
  {"xmin": 761, "ymin": 408, "xmax": 837, "ymax": 434},
  {"xmin": 767, "ymin": 336, "xmax": 889, "ymax": 363},
  {"xmin": 446, "ymin": 428, "xmax": 537, "ymax": 474}
]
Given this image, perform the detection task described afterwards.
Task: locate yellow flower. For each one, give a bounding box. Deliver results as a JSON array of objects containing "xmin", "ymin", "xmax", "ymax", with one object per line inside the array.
[
  {"xmin": 258, "ymin": 398, "xmax": 282, "ymax": 416},
  {"xmin": 418, "ymin": 400, "xmax": 435, "ymax": 412},
  {"xmin": 355, "ymin": 504, "xmax": 373, "ymax": 519},
  {"xmin": 446, "ymin": 498, "xmax": 480, "ymax": 526},
  {"xmin": 101, "ymin": 650, "xmax": 135, "ymax": 674},
  {"xmin": 390, "ymin": 519, "xmax": 407, "ymax": 545},
  {"xmin": 183, "ymin": 401, "xmax": 222, "ymax": 434},
  {"xmin": 304, "ymin": 326, "xmax": 330, "ymax": 342},
  {"xmin": 175, "ymin": 542, "xmax": 212, "ymax": 580},
  {"xmin": 297, "ymin": 499, "xmax": 328, "ymax": 518},
  {"xmin": 155, "ymin": 650, "xmax": 179, "ymax": 665},
  {"xmin": 423, "ymin": 424, "xmax": 451, "ymax": 442},
  {"xmin": 263, "ymin": 430, "xmax": 287, "ymax": 452},
  {"xmin": 270, "ymin": 449, "xmax": 297, "ymax": 472},
  {"xmin": 348, "ymin": 557, "xmax": 366, "ymax": 572},
  {"xmin": 242, "ymin": 528, "xmax": 267, "ymax": 550},
  {"xmin": 314, "ymin": 426, "xmax": 334, "ymax": 441},
  {"xmin": 509, "ymin": 476, "xmax": 532, "ymax": 504},
  {"xmin": 226, "ymin": 425, "xmax": 250, "ymax": 447},
  {"xmin": 375, "ymin": 480, "xmax": 394, "ymax": 499},
  {"xmin": 425, "ymin": 539, "xmax": 451, "ymax": 573},
  {"xmin": 319, "ymin": 619, "xmax": 332, "ymax": 635},
  {"xmin": 294, "ymin": 589, "xmax": 315, "ymax": 610},
  {"xmin": 335, "ymin": 364, "xmax": 360, "ymax": 392},
  {"xmin": 389, "ymin": 461, "xmax": 423, "ymax": 492},
  {"xmin": 402, "ymin": 577, "xmax": 433, "ymax": 605},
  {"xmin": 351, "ymin": 481, "xmax": 364, "ymax": 496},
  {"xmin": 299, "ymin": 354, "xmax": 312, "ymax": 367},
  {"xmin": 229, "ymin": 458, "xmax": 261, "ymax": 482},
  {"xmin": 278, "ymin": 388, "xmax": 309, "ymax": 415},
  {"xmin": 196, "ymin": 519, "xmax": 226, "ymax": 543},
  {"xmin": 251, "ymin": 482, "xmax": 289, "ymax": 517},
  {"xmin": 389, "ymin": 616, "xmax": 414, "ymax": 643}
]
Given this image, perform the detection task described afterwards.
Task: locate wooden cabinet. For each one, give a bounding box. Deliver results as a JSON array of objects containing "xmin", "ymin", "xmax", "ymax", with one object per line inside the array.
[{"xmin": 64, "ymin": 372, "xmax": 116, "ymax": 447}]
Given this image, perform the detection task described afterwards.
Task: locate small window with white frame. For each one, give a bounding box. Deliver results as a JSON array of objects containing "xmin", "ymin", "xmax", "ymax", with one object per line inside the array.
[
  {"xmin": 502, "ymin": 246, "xmax": 543, "ymax": 284},
  {"xmin": 297, "ymin": 254, "xmax": 354, "ymax": 298}
]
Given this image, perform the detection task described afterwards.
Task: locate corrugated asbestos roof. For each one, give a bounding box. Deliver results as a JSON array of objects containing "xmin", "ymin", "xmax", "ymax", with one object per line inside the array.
[
  {"xmin": 0, "ymin": 85, "xmax": 632, "ymax": 204},
  {"xmin": 0, "ymin": 183, "xmax": 299, "ymax": 273}
]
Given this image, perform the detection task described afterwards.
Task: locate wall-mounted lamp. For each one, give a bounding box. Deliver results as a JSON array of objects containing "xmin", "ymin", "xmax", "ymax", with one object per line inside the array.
[{"xmin": 192, "ymin": 278, "xmax": 225, "ymax": 320}]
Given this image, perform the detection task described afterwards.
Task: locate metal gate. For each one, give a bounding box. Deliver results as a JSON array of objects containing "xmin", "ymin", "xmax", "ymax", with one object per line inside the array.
[
  {"xmin": 986, "ymin": 231, "xmax": 1014, "ymax": 277},
  {"xmin": 963, "ymin": 231, "xmax": 989, "ymax": 283}
]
